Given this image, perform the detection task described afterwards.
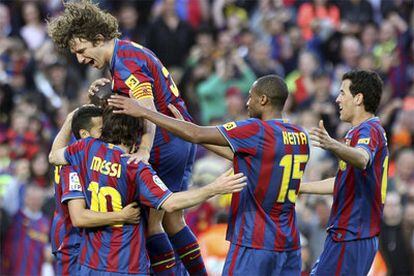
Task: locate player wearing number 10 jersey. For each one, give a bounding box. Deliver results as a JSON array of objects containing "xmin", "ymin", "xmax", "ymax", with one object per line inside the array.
[{"xmin": 108, "ymin": 74, "xmax": 310, "ymax": 275}]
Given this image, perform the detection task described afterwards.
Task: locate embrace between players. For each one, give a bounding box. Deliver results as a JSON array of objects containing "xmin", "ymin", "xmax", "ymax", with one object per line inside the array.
[{"xmin": 47, "ymin": 1, "xmax": 389, "ymax": 276}]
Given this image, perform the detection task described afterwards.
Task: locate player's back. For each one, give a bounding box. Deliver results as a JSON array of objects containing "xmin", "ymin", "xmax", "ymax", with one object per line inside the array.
[
  {"xmin": 110, "ymin": 39, "xmax": 192, "ymax": 124},
  {"xmin": 219, "ymin": 118, "xmax": 310, "ymax": 251},
  {"xmin": 64, "ymin": 137, "xmax": 171, "ymax": 274},
  {"xmin": 329, "ymin": 117, "xmax": 389, "ymax": 241}
]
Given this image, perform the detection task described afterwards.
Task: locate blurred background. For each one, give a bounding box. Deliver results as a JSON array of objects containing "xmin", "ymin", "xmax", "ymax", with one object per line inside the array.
[{"xmin": 0, "ymin": 0, "xmax": 413, "ymax": 275}]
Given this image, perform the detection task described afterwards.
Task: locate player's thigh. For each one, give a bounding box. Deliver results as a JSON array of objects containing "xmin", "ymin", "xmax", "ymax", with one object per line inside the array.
[
  {"xmin": 223, "ymin": 244, "xmax": 289, "ymax": 276},
  {"xmin": 311, "ymin": 235, "xmax": 343, "ymax": 276},
  {"xmin": 163, "ymin": 209, "xmax": 187, "ymax": 235},
  {"xmin": 147, "ymin": 208, "xmax": 166, "ymax": 235},
  {"xmin": 150, "ymin": 137, "xmax": 194, "ymax": 192}
]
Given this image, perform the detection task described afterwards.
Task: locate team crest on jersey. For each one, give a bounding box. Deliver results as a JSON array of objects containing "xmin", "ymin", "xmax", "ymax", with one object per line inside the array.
[
  {"xmin": 223, "ymin": 122, "xmax": 237, "ymax": 131},
  {"xmin": 125, "ymin": 74, "xmax": 140, "ymax": 91},
  {"xmin": 69, "ymin": 172, "xmax": 82, "ymax": 192},
  {"xmin": 153, "ymin": 175, "xmax": 168, "ymax": 191}
]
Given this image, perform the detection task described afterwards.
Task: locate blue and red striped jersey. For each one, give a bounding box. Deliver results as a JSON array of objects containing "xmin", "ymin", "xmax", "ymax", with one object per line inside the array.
[
  {"xmin": 110, "ymin": 39, "xmax": 192, "ymax": 145},
  {"xmin": 3, "ymin": 210, "xmax": 50, "ymax": 275},
  {"xmin": 328, "ymin": 117, "xmax": 389, "ymax": 241},
  {"xmin": 50, "ymin": 166, "xmax": 83, "ymax": 255},
  {"xmin": 64, "ymin": 137, "xmax": 172, "ymax": 274},
  {"xmin": 217, "ymin": 118, "xmax": 310, "ymax": 251}
]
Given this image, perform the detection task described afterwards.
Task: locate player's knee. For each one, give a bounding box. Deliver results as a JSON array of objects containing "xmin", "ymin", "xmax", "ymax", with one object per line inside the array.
[{"xmin": 163, "ymin": 211, "xmax": 187, "ymax": 235}]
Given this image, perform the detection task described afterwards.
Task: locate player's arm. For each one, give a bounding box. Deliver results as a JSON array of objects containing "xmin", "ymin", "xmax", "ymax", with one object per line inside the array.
[
  {"xmin": 160, "ymin": 170, "xmax": 246, "ymax": 212},
  {"xmin": 68, "ymin": 199, "xmax": 140, "ymax": 228},
  {"xmin": 167, "ymin": 104, "xmax": 234, "ymax": 160},
  {"xmin": 310, "ymin": 120, "xmax": 370, "ymax": 170},
  {"xmin": 48, "ymin": 109, "xmax": 77, "ymax": 165},
  {"xmin": 109, "ymin": 95, "xmax": 229, "ymax": 146},
  {"xmin": 299, "ymin": 177, "xmax": 335, "ymax": 195}
]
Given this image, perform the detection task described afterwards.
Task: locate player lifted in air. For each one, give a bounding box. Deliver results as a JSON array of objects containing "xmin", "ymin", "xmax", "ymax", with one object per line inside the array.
[
  {"xmin": 109, "ymin": 74, "xmax": 311, "ymax": 275},
  {"xmin": 300, "ymin": 70, "xmax": 389, "ymax": 275},
  {"xmin": 47, "ymin": 2, "xmax": 202, "ymax": 274}
]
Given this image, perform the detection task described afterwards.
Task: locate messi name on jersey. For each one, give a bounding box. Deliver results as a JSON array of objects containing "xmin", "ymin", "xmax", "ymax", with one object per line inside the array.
[{"xmin": 90, "ymin": 156, "xmax": 121, "ymax": 178}]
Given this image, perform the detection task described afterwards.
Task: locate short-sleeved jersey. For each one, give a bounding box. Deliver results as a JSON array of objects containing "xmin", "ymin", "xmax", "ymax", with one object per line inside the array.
[
  {"xmin": 3, "ymin": 211, "xmax": 50, "ymax": 275},
  {"xmin": 328, "ymin": 117, "xmax": 389, "ymax": 241},
  {"xmin": 50, "ymin": 165, "xmax": 83, "ymax": 254},
  {"xmin": 64, "ymin": 137, "xmax": 172, "ymax": 274},
  {"xmin": 110, "ymin": 39, "xmax": 192, "ymax": 145},
  {"xmin": 217, "ymin": 118, "xmax": 310, "ymax": 251}
]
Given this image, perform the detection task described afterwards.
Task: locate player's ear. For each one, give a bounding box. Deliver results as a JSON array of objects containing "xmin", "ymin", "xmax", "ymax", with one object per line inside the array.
[
  {"xmin": 260, "ymin": 94, "xmax": 269, "ymax": 105},
  {"xmin": 79, "ymin": 129, "xmax": 90, "ymax": 139},
  {"xmin": 354, "ymin": 92, "xmax": 364, "ymax": 106},
  {"xmin": 94, "ymin": 34, "xmax": 105, "ymax": 46}
]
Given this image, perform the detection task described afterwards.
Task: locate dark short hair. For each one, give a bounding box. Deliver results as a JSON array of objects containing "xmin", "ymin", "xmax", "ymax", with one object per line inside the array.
[
  {"xmin": 71, "ymin": 106, "xmax": 103, "ymax": 139},
  {"xmin": 100, "ymin": 107, "xmax": 143, "ymax": 150},
  {"xmin": 254, "ymin": 75, "xmax": 288, "ymax": 109},
  {"xmin": 342, "ymin": 70, "xmax": 383, "ymax": 114}
]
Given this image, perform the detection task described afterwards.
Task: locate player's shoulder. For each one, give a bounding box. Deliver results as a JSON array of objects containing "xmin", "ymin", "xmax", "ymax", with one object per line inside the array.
[{"xmin": 355, "ymin": 117, "xmax": 384, "ymax": 136}]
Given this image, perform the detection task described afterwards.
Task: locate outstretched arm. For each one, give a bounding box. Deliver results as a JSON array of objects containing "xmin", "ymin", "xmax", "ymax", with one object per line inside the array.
[
  {"xmin": 161, "ymin": 170, "xmax": 246, "ymax": 212},
  {"xmin": 108, "ymin": 95, "xmax": 229, "ymax": 146},
  {"xmin": 299, "ymin": 177, "xmax": 335, "ymax": 195},
  {"xmin": 310, "ymin": 120, "xmax": 370, "ymax": 170},
  {"xmin": 68, "ymin": 200, "xmax": 141, "ymax": 228}
]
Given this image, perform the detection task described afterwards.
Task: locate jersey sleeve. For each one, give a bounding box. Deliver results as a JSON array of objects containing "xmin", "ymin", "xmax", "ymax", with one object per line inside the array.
[
  {"xmin": 352, "ymin": 124, "xmax": 380, "ymax": 166},
  {"xmin": 118, "ymin": 58, "xmax": 154, "ymax": 100},
  {"xmin": 60, "ymin": 166, "xmax": 84, "ymax": 203},
  {"xmin": 136, "ymin": 164, "xmax": 172, "ymax": 210},
  {"xmin": 216, "ymin": 119, "xmax": 262, "ymax": 154}
]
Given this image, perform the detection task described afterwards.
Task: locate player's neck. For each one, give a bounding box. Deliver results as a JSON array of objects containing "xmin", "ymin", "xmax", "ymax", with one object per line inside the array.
[
  {"xmin": 117, "ymin": 144, "xmax": 130, "ymax": 153},
  {"xmin": 351, "ymin": 111, "xmax": 375, "ymax": 126},
  {"xmin": 261, "ymin": 110, "xmax": 283, "ymax": 121},
  {"xmin": 105, "ymin": 39, "xmax": 116, "ymax": 68}
]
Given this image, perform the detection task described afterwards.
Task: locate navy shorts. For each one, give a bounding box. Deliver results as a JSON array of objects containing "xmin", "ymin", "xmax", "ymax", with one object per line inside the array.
[
  {"xmin": 150, "ymin": 134, "xmax": 196, "ymax": 192},
  {"xmin": 222, "ymin": 243, "xmax": 301, "ymax": 276},
  {"xmin": 311, "ymin": 233, "xmax": 378, "ymax": 276}
]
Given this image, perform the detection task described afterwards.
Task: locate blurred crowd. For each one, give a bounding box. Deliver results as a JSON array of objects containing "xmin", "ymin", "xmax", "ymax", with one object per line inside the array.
[{"xmin": 0, "ymin": 0, "xmax": 413, "ymax": 275}]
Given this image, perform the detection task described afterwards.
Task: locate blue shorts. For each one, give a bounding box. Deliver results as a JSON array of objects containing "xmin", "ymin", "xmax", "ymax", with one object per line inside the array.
[
  {"xmin": 79, "ymin": 265, "xmax": 148, "ymax": 276},
  {"xmin": 150, "ymin": 135, "xmax": 196, "ymax": 192},
  {"xmin": 53, "ymin": 246, "xmax": 80, "ymax": 275},
  {"xmin": 222, "ymin": 243, "xmax": 301, "ymax": 276},
  {"xmin": 311, "ymin": 233, "xmax": 378, "ymax": 276}
]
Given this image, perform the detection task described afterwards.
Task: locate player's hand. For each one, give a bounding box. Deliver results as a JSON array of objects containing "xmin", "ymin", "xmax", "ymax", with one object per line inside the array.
[
  {"xmin": 121, "ymin": 149, "xmax": 150, "ymax": 165},
  {"xmin": 120, "ymin": 202, "xmax": 140, "ymax": 224},
  {"xmin": 108, "ymin": 95, "xmax": 145, "ymax": 117},
  {"xmin": 88, "ymin": 78, "xmax": 111, "ymax": 96},
  {"xmin": 168, "ymin": 104, "xmax": 184, "ymax": 121},
  {"xmin": 309, "ymin": 120, "xmax": 336, "ymax": 150},
  {"xmin": 208, "ymin": 169, "xmax": 247, "ymax": 195}
]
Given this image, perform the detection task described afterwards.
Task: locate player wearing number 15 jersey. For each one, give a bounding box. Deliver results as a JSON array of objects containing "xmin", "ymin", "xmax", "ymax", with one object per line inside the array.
[
  {"xmin": 301, "ymin": 70, "xmax": 389, "ymax": 276},
  {"xmin": 108, "ymin": 75, "xmax": 310, "ymax": 275}
]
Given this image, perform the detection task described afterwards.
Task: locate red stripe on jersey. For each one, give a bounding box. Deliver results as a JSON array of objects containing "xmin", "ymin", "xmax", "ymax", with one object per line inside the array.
[
  {"xmin": 370, "ymin": 132, "xmax": 383, "ymax": 237},
  {"xmin": 62, "ymin": 246, "xmax": 70, "ymax": 274},
  {"xmin": 229, "ymin": 159, "xmax": 241, "ymax": 237},
  {"xmin": 251, "ymin": 122, "xmax": 276, "ymax": 248},
  {"xmin": 290, "ymin": 208, "xmax": 299, "ymax": 247},
  {"xmin": 152, "ymin": 146, "xmax": 161, "ymax": 171},
  {"xmin": 127, "ymin": 164, "xmax": 138, "ymax": 203},
  {"xmin": 227, "ymin": 123, "xmax": 260, "ymax": 140},
  {"xmin": 54, "ymin": 218, "xmax": 64, "ymax": 250},
  {"xmin": 89, "ymin": 232, "xmax": 103, "ymax": 267},
  {"xmin": 79, "ymin": 235, "xmax": 88, "ymax": 264},
  {"xmin": 152, "ymin": 65, "xmax": 168, "ymax": 115},
  {"xmin": 128, "ymin": 226, "xmax": 142, "ymax": 273},
  {"xmin": 107, "ymin": 228, "xmax": 123, "ymax": 270},
  {"xmin": 228, "ymin": 245, "xmax": 241, "ymax": 276},
  {"xmin": 269, "ymin": 204, "xmax": 284, "ymax": 249}
]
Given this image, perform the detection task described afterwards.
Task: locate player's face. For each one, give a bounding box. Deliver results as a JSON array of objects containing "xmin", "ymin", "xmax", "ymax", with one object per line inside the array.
[
  {"xmin": 336, "ymin": 79, "xmax": 355, "ymax": 123},
  {"xmin": 88, "ymin": 116, "xmax": 103, "ymax": 138},
  {"xmin": 70, "ymin": 37, "xmax": 107, "ymax": 70},
  {"xmin": 246, "ymin": 83, "xmax": 261, "ymax": 119}
]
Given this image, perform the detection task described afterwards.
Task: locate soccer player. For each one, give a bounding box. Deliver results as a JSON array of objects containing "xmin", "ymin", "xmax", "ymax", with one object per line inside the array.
[
  {"xmin": 51, "ymin": 106, "xmax": 140, "ymax": 275},
  {"xmin": 108, "ymin": 74, "xmax": 310, "ymax": 275},
  {"xmin": 47, "ymin": 2, "xmax": 203, "ymax": 273},
  {"xmin": 300, "ymin": 70, "xmax": 389, "ymax": 275},
  {"xmin": 48, "ymin": 107, "xmax": 246, "ymax": 275}
]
